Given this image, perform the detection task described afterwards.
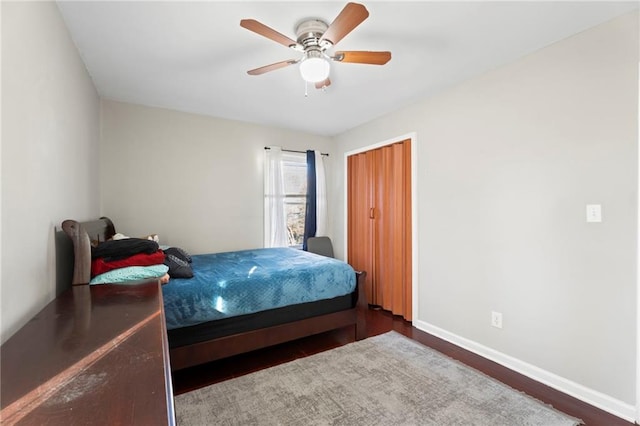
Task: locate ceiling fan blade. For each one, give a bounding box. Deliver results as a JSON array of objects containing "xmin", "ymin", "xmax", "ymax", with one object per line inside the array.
[
  {"xmin": 319, "ymin": 2, "xmax": 369, "ymax": 46},
  {"xmin": 241, "ymin": 19, "xmax": 300, "ymax": 50},
  {"xmin": 315, "ymin": 78, "xmax": 331, "ymax": 89},
  {"xmin": 247, "ymin": 59, "xmax": 299, "ymax": 76},
  {"xmin": 333, "ymin": 51, "xmax": 391, "ymax": 65}
]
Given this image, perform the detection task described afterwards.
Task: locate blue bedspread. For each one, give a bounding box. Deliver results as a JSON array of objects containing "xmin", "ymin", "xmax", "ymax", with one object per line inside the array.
[{"xmin": 162, "ymin": 247, "xmax": 356, "ymax": 330}]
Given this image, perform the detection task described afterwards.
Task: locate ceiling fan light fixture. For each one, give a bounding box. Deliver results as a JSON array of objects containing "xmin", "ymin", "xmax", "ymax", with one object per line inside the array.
[
  {"xmin": 299, "ymin": 51, "xmax": 330, "ymax": 83},
  {"xmin": 242, "ymin": 2, "xmax": 390, "ymax": 89}
]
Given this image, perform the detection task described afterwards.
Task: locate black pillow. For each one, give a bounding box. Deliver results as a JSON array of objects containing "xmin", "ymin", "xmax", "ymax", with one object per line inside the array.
[
  {"xmin": 91, "ymin": 238, "xmax": 159, "ymax": 261},
  {"xmin": 164, "ymin": 254, "xmax": 194, "ymax": 278},
  {"xmin": 164, "ymin": 247, "xmax": 192, "ymax": 263}
]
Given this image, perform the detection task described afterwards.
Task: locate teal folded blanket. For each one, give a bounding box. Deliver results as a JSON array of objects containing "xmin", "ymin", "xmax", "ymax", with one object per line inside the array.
[{"xmin": 162, "ymin": 247, "xmax": 356, "ymax": 330}]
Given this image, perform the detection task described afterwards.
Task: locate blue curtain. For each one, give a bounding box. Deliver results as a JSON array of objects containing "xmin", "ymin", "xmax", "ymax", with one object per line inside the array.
[{"xmin": 303, "ymin": 150, "xmax": 317, "ymax": 250}]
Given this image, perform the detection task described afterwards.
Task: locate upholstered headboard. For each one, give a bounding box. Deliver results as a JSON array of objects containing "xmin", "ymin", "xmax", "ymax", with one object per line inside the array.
[{"xmin": 62, "ymin": 217, "xmax": 116, "ymax": 285}]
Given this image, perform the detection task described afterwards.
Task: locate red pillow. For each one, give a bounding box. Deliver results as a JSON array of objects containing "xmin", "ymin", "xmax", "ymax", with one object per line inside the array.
[{"xmin": 91, "ymin": 250, "xmax": 166, "ymax": 277}]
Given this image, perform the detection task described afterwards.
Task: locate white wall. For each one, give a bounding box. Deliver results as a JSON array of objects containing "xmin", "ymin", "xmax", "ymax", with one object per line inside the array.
[
  {"xmin": 334, "ymin": 11, "xmax": 638, "ymax": 419},
  {"xmin": 100, "ymin": 100, "xmax": 334, "ymax": 254},
  {"xmin": 1, "ymin": 1, "xmax": 101, "ymax": 343},
  {"xmin": 3, "ymin": 1, "xmax": 636, "ymax": 418}
]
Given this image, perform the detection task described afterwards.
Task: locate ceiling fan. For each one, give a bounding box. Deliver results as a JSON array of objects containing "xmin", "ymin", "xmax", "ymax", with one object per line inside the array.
[{"xmin": 240, "ymin": 2, "xmax": 391, "ymax": 90}]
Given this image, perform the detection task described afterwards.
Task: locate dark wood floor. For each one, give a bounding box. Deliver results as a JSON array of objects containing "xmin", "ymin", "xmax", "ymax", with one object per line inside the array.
[{"xmin": 172, "ymin": 309, "xmax": 634, "ymax": 426}]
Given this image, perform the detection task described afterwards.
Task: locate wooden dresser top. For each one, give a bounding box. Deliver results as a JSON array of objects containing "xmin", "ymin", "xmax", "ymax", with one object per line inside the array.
[{"xmin": 1, "ymin": 281, "xmax": 174, "ymax": 425}]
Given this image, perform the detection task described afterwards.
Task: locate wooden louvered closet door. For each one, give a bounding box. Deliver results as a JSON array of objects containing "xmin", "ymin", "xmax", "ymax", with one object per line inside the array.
[
  {"xmin": 347, "ymin": 152, "xmax": 375, "ymax": 307},
  {"xmin": 347, "ymin": 140, "xmax": 412, "ymax": 321}
]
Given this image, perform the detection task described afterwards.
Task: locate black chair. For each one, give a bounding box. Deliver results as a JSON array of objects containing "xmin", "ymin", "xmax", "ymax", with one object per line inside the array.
[{"xmin": 306, "ymin": 236, "xmax": 334, "ymax": 258}]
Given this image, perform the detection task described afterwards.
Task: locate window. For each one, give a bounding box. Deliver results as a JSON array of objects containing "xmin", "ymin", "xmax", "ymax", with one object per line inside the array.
[
  {"xmin": 264, "ymin": 147, "xmax": 325, "ymax": 249},
  {"xmin": 281, "ymin": 152, "xmax": 307, "ymax": 246}
]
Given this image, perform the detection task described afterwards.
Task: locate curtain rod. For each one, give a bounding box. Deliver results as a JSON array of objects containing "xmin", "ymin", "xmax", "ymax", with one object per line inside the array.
[{"xmin": 264, "ymin": 147, "xmax": 329, "ymax": 157}]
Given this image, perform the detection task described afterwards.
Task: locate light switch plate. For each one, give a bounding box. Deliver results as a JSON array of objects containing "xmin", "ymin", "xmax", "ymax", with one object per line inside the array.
[
  {"xmin": 491, "ymin": 311, "xmax": 503, "ymax": 329},
  {"xmin": 586, "ymin": 204, "xmax": 602, "ymax": 223}
]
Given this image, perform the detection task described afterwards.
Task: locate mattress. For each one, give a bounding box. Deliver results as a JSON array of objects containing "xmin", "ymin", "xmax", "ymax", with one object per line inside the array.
[
  {"xmin": 167, "ymin": 293, "xmax": 354, "ymax": 348},
  {"xmin": 162, "ymin": 247, "xmax": 356, "ymax": 330}
]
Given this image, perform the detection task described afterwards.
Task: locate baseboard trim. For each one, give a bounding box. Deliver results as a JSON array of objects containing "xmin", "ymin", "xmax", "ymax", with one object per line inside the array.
[{"xmin": 413, "ymin": 320, "xmax": 636, "ymax": 423}]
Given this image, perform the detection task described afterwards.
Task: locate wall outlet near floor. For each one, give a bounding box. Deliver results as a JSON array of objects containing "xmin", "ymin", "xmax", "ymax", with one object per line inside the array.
[{"xmin": 491, "ymin": 311, "xmax": 503, "ymax": 329}]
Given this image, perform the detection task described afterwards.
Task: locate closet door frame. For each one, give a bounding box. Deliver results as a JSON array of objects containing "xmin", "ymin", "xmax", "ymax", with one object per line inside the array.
[{"xmin": 344, "ymin": 132, "xmax": 419, "ymax": 322}]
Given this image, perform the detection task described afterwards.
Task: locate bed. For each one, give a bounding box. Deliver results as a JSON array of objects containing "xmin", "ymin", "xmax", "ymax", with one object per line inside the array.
[{"xmin": 61, "ymin": 217, "xmax": 367, "ymax": 371}]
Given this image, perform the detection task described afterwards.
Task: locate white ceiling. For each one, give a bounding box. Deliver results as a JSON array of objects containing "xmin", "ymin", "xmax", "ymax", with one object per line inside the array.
[{"xmin": 56, "ymin": 1, "xmax": 638, "ymax": 137}]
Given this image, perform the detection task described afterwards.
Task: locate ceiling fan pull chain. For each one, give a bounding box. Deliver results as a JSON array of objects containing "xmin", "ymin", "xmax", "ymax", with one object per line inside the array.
[{"xmin": 304, "ymin": 80, "xmax": 308, "ymax": 97}]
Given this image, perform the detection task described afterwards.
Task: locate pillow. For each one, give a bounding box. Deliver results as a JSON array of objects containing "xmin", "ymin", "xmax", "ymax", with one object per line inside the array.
[
  {"xmin": 164, "ymin": 254, "xmax": 194, "ymax": 278},
  {"xmin": 89, "ymin": 264, "xmax": 169, "ymax": 285},
  {"xmin": 91, "ymin": 250, "xmax": 166, "ymax": 277},
  {"xmin": 91, "ymin": 238, "xmax": 159, "ymax": 261},
  {"xmin": 164, "ymin": 247, "xmax": 192, "ymax": 263}
]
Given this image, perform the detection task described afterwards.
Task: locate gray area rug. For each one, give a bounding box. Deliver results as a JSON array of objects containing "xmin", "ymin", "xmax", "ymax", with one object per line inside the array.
[{"xmin": 175, "ymin": 331, "xmax": 582, "ymax": 425}]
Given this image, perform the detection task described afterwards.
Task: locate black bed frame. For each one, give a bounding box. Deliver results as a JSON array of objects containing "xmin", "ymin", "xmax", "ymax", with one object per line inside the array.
[{"xmin": 62, "ymin": 217, "xmax": 367, "ymax": 371}]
